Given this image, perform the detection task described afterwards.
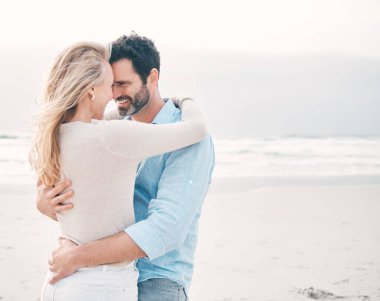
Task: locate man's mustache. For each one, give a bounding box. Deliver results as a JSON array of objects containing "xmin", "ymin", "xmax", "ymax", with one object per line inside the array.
[{"xmin": 115, "ymin": 95, "xmax": 132, "ymax": 102}]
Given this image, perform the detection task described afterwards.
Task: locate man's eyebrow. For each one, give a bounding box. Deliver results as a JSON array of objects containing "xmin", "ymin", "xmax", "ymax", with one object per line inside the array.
[{"xmin": 113, "ymin": 80, "xmax": 132, "ymax": 85}]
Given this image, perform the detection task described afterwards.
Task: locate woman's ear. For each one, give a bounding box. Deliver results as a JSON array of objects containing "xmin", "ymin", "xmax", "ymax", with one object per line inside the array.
[{"xmin": 89, "ymin": 88, "xmax": 95, "ymax": 101}]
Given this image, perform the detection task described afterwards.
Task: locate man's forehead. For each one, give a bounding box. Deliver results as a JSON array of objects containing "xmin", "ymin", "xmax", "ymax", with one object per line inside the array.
[
  {"xmin": 111, "ymin": 59, "xmax": 133, "ymax": 71},
  {"xmin": 111, "ymin": 59, "xmax": 138, "ymax": 79}
]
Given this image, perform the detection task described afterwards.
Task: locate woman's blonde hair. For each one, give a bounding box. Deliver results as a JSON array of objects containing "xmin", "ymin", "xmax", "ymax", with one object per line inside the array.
[{"xmin": 29, "ymin": 42, "xmax": 111, "ymax": 186}]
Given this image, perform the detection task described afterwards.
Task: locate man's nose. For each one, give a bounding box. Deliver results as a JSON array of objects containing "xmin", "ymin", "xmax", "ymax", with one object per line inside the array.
[{"xmin": 112, "ymin": 88, "xmax": 120, "ymax": 100}]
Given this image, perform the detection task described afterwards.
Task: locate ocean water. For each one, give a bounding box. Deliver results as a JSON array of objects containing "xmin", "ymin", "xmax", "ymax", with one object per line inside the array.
[
  {"xmin": 1, "ymin": 134, "xmax": 380, "ymax": 185},
  {"xmin": 214, "ymin": 135, "xmax": 380, "ymax": 177}
]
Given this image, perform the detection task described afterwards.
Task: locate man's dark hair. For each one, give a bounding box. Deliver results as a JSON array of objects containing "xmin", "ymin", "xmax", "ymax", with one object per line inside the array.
[{"xmin": 110, "ymin": 32, "xmax": 160, "ymax": 84}]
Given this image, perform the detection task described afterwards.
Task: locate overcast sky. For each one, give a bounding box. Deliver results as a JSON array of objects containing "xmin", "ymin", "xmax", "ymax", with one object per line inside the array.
[
  {"xmin": 0, "ymin": 0, "xmax": 379, "ymax": 136},
  {"xmin": 1, "ymin": 0, "xmax": 379, "ymax": 56}
]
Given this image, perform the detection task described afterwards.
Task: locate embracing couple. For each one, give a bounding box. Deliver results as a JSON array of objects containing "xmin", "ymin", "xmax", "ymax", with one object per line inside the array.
[{"xmin": 30, "ymin": 33, "xmax": 215, "ymax": 301}]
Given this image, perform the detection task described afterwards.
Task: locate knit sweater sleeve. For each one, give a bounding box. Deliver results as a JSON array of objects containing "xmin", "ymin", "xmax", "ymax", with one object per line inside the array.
[{"xmin": 97, "ymin": 99, "xmax": 207, "ymax": 160}]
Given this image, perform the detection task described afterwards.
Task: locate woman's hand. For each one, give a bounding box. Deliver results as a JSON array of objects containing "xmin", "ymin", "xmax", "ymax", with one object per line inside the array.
[{"xmin": 171, "ymin": 96, "xmax": 193, "ymax": 108}]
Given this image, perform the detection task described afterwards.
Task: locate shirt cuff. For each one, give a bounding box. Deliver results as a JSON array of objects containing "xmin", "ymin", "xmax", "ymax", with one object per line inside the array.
[{"xmin": 124, "ymin": 222, "xmax": 166, "ymax": 260}]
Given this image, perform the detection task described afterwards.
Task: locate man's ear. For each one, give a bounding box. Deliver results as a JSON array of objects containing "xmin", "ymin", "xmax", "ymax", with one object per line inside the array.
[{"xmin": 148, "ymin": 68, "xmax": 159, "ymax": 86}]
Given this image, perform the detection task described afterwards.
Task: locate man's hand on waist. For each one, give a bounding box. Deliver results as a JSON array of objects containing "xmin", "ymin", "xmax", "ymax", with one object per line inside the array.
[{"xmin": 48, "ymin": 237, "xmax": 81, "ymax": 284}]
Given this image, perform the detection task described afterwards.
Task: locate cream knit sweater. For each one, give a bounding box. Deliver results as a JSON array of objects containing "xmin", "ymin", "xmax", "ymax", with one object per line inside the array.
[{"xmin": 57, "ymin": 99, "xmax": 206, "ymax": 245}]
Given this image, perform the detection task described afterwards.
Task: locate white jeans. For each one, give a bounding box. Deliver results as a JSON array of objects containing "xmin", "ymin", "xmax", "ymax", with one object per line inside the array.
[{"xmin": 41, "ymin": 262, "xmax": 138, "ymax": 301}]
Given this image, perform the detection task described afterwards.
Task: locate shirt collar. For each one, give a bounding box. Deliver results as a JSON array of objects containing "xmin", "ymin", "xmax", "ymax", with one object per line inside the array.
[
  {"xmin": 152, "ymin": 98, "xmax": 180, "ymax": 124},
  {"xmin": 124, "ymin": 98, "xmax": 179, "ymax": 124}
]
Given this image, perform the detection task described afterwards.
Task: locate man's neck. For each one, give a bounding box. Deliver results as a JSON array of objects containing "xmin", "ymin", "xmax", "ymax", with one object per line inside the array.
[{"xmin": 131, "ymin": 94, "xmax": 165, "ymax": 124}]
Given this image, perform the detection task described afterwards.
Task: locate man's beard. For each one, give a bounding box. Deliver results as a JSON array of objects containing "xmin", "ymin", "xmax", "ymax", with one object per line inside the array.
[{"xmin": 116, "ymin": 85, "xmax": 150, "ymax": 116}]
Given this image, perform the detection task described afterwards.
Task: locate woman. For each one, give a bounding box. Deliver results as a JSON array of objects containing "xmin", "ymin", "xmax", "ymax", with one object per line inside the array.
[{"xmin": 29, "ymin": 42, "xmax": 207, "ymax": 300}]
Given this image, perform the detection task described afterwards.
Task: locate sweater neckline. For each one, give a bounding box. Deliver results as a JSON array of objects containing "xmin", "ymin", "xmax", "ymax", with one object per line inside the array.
[{"xmin": 59, "ymin": 119, "xmax": 99, "ymax": 133}]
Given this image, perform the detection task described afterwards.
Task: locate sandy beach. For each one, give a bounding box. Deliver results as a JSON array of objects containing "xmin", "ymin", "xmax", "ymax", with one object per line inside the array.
[{"xmin": 0, "ymin": 177, "xmax": 379, "ymax": 300}]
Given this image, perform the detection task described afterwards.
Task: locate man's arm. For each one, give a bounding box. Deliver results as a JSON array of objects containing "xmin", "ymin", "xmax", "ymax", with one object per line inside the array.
[
  {"xmin": 49, "ymin": 135, "xmax": 214, "ymax": 283},
  {"xmin": 125, "ymin": 135, "xmax": 215, "ymax": 259},
  {"xmin": 48, "ymin": 231, "xmax": 146, "ymax": 284},
  {"xmin": 38, "ymin": 178, "xmax": 143, "ymax": 284}
]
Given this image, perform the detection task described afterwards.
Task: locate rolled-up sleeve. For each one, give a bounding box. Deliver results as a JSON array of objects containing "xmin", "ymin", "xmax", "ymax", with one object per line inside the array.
[{"xmin": 124, "ymin": 134, "xmax": 215, "ymax": 260}]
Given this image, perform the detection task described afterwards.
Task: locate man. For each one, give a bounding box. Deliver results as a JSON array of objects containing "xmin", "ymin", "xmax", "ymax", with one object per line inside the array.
[{"xmin": 37, "ymin": 33, "xmax": 215, "ymax": 300}]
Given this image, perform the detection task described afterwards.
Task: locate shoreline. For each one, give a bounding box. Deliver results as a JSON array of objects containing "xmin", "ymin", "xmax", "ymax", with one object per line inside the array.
[
  {"xmin": 210, "ymin": 174, "xmax": 380, "ymax": 193},
  {"xmin": 2, "ymin": 174, "xmax": 380, "ymax": 196}
]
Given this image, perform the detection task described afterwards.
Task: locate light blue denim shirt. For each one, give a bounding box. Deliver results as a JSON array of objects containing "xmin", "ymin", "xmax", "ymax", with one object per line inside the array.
[{"xmin": 124, "ymin": 99, "xmax": 215, "ymax": 291}]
